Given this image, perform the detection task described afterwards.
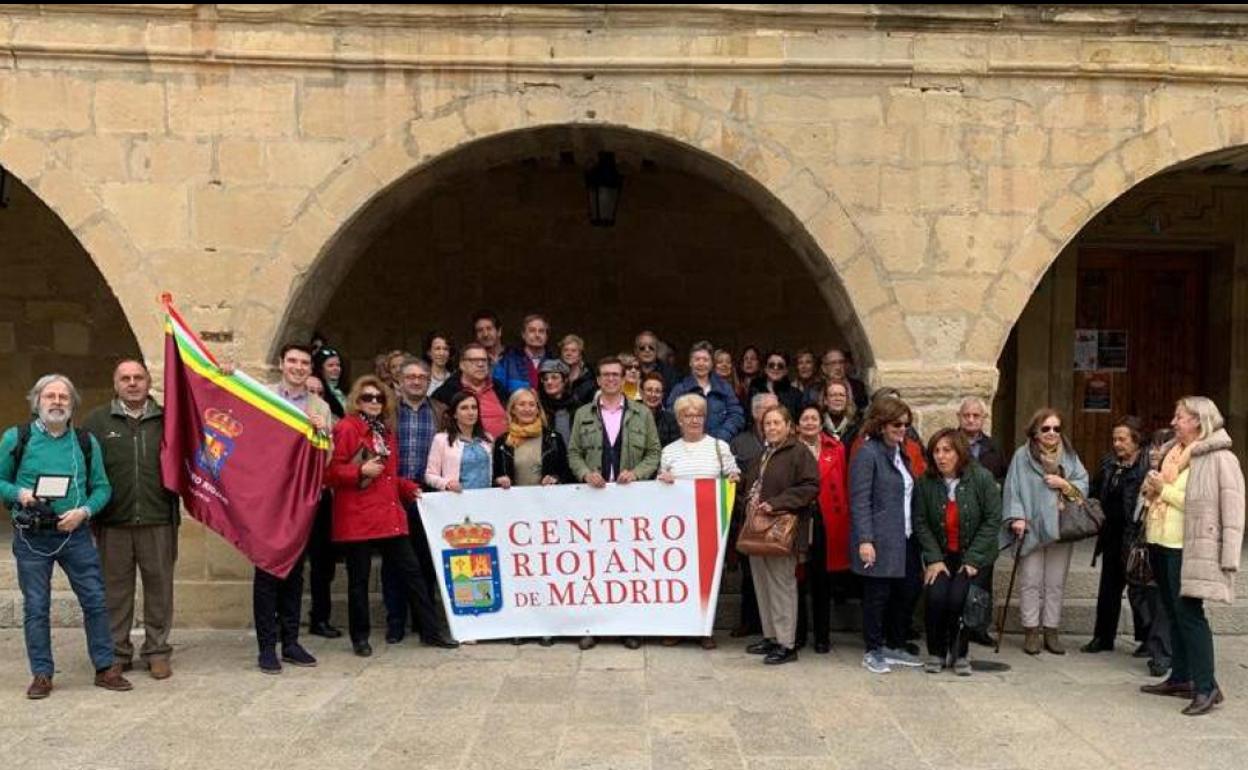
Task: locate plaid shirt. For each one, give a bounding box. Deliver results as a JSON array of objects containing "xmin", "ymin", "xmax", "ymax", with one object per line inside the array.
[{"xmin": 398, "ymin": 398, "xmax": 438, "ymax": 483}]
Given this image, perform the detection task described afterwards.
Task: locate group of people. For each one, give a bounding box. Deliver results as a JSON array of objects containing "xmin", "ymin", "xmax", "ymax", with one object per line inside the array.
[{"xmin": 2, "ymin": 311, "xmax": 1243, "ymax": 717}]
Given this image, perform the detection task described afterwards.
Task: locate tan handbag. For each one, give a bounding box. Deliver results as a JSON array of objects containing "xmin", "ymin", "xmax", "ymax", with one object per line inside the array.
[{"xmin": 736, "ymin": 497, "xmax": 798, "ymax": 558}]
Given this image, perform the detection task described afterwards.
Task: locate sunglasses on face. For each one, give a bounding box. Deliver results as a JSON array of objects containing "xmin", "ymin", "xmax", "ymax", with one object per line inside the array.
[
  {"xmin": 889, "ymin": 421, "xmax": 910, "ymax": 429},
  {"xmin": 1038, "ymin": 425, "xmax": 1062, "ymax": 434},
  {"xmin": 625, "ymin": 364, "xmax": 641, "ymax": 371},
  {"xmin": 637, "ymin": 344, "xmax": 656, "ymax": 352},
  {"xmin": 766, "ymin": 362, "xmax": 787, "ymax": 371},
  {"xmin": 359, "ymin": 393, "xmax": 385, "ymax": 404}
]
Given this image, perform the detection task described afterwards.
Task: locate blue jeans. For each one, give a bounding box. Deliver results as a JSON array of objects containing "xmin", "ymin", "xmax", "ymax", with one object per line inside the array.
[{"xmin": 13, "ymin": 526, "xmax": 114, "ymax": 676}]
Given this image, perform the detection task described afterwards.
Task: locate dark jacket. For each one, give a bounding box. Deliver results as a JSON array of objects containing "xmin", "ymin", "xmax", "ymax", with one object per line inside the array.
[
  {"xmin": 567, "ymin": 396, "xmax": 661, "ymax": 482},
  {"xmin": 431, "ymin": 374, "xmax": 510, "ymax": 406},
  {"xmin": 649, "ymin": 406, "xmax": 681, "ymax": 447},
  {"xmin": 847, "ymin": 376, "xmax": 870, "ymax": 413},
  {"xmin": 492, "ymin": 429, "xmax": 572, "ymax": 485},
  {"xmin": 1090, "ymin": 448, "xmax": 1149, "ymax": 561},
  {"xmin": 641, "ymin": 360, "xmax": 680, "ymax": 392},
  {"xmin": 850, "ymin": 437, "xmax": 915, "ymax": 579},
  {"xmin": 738, "ymin": 437, "xmax": 820, "ymax": 522},
  {"xmin": 912, "ymin": 462, "xmax": 1002, "ymax": 570},
  {"xmin": 968, "ymin": 433, "xmax": 1007, "ymax": 482},
  {"xmin": 568, "ymin": 369, "xmax": 597, "ymax": 406},
  {"xmin": 666, "ymin": 373, "xmax": 745, "ymax": 442},
  {"xmin": 82, "ymin": 399, "xmax": 179, "ymax": 527},
  {"xmin": 747, "ymin": 376, "xmax": 804, "ymax": 423}
]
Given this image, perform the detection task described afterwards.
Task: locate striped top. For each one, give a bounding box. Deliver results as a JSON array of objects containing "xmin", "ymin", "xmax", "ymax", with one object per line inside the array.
[{"xmin": 660, "ymin": 435, "xmax": 739, "ymax": 480}]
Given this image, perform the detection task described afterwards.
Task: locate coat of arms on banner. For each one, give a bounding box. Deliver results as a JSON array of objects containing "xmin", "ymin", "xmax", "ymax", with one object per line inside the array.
[
  {"xmin": 196, "ymin": 408, "xmax": 243, "ymax": 480},
  {"xmin": 441, "ymin": 517, "xmax": 502, "ymax": 615}
]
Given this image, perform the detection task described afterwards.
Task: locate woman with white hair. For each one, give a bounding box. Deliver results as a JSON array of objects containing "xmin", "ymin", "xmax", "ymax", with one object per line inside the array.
[
  {"xmin": 658, "ymin": 393, "xmax": 741, "ymax": 649},
  {"xmin": 1139, "ymin": 396, "xmax": 1245, "ymax": 716}
]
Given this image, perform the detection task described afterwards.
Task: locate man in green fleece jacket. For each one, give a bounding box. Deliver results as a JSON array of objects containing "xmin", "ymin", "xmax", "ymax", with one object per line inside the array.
[
  {"xmin": 0, "ymin": 374, "xmax": 131, "ymax": 699},
  {"xmin": 83, "ymin": 359, "xmax": 181, "ymax": 681}
]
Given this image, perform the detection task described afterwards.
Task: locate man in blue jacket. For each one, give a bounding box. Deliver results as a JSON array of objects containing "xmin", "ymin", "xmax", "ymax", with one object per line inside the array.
[{"xmin": 494, "ymin": 313, "xmax": 555, "ymax": 395}]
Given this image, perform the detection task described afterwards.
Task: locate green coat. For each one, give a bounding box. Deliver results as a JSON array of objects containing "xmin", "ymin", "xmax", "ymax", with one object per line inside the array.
[
  {"xmin": 83, "ymin": 399, "xmax": 180, "ymax": 527},
  {"xmin": 567, "ymin": 397, "xmax": 661, "ymax": 482},
  {"xmin": 912, "ymin": 461, "xmax": 1002, "ymax": 570}
]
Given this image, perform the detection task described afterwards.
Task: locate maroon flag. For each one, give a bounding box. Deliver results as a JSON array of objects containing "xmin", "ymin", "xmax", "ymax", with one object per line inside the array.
[{"xmin": 160, "ymin": 300, "xmax": 328, "ymax": 578}]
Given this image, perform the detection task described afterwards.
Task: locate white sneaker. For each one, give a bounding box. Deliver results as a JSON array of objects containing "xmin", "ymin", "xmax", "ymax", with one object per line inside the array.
[
  {"xmin": 862, "ymin": 650, "xmax": 891, "ymax": 674},
  {"xmin": 953, "ymin": 657, "xmax": 972, "ymax": 677}
]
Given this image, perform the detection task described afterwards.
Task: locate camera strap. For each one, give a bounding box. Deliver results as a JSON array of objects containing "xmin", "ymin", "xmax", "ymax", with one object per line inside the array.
[{"xmin": 15, "ymin": 525, "xmax": 72, "ymax": 559}]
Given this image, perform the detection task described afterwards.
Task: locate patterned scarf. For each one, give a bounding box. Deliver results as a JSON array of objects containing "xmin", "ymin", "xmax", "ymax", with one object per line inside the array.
[{"xmin": 363, "ymin": 415, "xmax": 391, "ymax": 457}]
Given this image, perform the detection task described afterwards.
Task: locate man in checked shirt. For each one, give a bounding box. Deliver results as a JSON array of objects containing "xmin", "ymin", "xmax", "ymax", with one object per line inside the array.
[{"xmin": 382, "ymin": 356, "xmax": 448, "ymax": 644}]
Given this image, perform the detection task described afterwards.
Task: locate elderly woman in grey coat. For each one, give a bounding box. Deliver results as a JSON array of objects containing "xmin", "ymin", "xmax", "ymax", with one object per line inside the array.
[
  {"xmin": 1139, "ymin": 396, "xmax": 1244, "ymax": 716},
  {"xmin": 851, "ymin": 396, "xmax": 924, "ymax": 674},
  {"xmin": 1001, "ymin": 408, "xmax": 1088, "ymax": 656}
]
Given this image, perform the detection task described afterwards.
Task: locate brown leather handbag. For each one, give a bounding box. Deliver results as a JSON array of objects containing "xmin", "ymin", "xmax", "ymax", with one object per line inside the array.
[{"xmin": 736, "ymin": 493, "xmax": 798, "ymax": 558}]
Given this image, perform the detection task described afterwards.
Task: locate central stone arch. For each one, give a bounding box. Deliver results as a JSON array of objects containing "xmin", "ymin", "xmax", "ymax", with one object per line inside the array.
[{"xmin": 272, "ymin": 123, "xmax": 880, "ymax": 377}]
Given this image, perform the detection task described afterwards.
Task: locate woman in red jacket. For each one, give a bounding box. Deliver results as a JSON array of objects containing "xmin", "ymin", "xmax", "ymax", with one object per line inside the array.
[
  {"xmin": 327, "ymin": 375, "xmax": 457, "ymax": 657},
  {"xmin": 794, "ymin": 404, "xmax": 850, "ymax": 653}
]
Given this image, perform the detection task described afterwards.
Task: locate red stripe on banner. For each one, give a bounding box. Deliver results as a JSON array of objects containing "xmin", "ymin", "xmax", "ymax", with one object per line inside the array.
[{"xmin": 695, "ymin": 478, "xmax": 719, "ymax": 612}]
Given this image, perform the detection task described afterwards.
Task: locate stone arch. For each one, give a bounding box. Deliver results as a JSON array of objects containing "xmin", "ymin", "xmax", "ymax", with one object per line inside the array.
[
  {"xmin": 259, "ymin": 86, "xmax": 911, "ymax": 372},
  {"xmin": 975, "ymin": 104, "xmax": 1248, "ymax": 365},
  {"xmin": 0, "ymin": 165, "xmax": 146, "ymax": 427},
  {"xmin": 0, "ymin": 130, "xmax": 163, "ymax": 364}
]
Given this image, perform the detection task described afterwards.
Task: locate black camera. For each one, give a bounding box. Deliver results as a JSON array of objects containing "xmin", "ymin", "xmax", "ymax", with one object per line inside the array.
[{"xmin": 13, "ymin": 500, "xmax": 62, "ymax": 532}]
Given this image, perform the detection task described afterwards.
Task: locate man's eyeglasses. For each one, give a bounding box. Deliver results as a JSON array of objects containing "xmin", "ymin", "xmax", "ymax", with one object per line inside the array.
[
  {"xmin": 636, "ymin": 344, "xmax": 656, "ymax": 352},
  {"xmin": 359, "ymin": 393, "xmax": 386, "ymax": 404}
]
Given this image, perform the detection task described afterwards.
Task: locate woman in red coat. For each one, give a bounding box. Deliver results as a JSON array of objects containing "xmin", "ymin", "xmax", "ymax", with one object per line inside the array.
[
  {"xmin": 795, "ymin": 404, "xmax": 850, "ymax": 653},
  {"xmin": 327, "ymin": 375, "xmax": 456, "ymax": 657}
]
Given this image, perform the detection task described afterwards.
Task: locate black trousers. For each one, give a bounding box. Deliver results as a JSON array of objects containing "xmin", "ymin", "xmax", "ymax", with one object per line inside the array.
[
  {"xmin": 306, "ymin": 491, "xmax": 337, "ymax": 626},
  {"xmin": 1092, "ymin": 522, "xmax": 1131, "ymax": 643},
  {"xmin": 861, "ymin": 537, "xmax": 922, "ymax": 652},
  {"xmin": 796, "ymin": 512, "xmax": 855, "ymax": 644},
  {"xmin": 381, "ymin": 503, "xmax": 439, "ymax": 634},
  {"xmin": 1153, "ymin": 545, "xmax": 1217, "ymax": 694},
  {"xmin": 345, "ymin": 536, "xmax": 445, "ymax": 644},
  {"xmin": 254, "ymin": 554, "xmax": 304, "ymax": 652},
  {"xmin": 924, "ymin": 553, "xmax": 971, "ymax": 659},
  {"xmin": 1129, "ymin": 583, "xmax": 1172, "ymax": 666}
]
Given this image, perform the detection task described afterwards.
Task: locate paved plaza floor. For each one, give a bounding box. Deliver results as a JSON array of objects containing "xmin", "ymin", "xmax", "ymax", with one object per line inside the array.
[{"xmin": 0, "ymin": 629, "xmax": 1245, "ymax": 770}]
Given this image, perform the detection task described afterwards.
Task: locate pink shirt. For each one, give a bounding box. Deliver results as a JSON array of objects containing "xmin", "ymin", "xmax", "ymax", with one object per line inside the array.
[
  {"xmin": 600, "ymin": 398, "xmax": 625, "ymax": 445},
  {"xmin": 461, "ymin": 376, "xmax": 507, "ymax": 440}
]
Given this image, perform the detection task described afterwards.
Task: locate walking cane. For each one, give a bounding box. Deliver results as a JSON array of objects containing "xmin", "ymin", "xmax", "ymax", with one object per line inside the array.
[{"xmin": 994, "ymin": 535, "xmax": 1025, "ymax": 654}]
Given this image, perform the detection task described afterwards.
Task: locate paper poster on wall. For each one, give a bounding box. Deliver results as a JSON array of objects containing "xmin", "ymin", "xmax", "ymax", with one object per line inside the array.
[
  {"xmin": 1082, "ymin": 372, "xmax": 1112, "ymax": 412},
  {"xmin": 1097, "ymin": 330, "xmax": 1128, "ymax": 371},
  {"xmin": 1074, "ymin": 329, "xmax": 1098, "ymax": 371}
]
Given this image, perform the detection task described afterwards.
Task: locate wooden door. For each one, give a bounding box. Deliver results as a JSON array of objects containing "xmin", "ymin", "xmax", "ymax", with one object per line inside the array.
[{"xmin": 1072, "ymin": 248, "xmax": 1208, "ymax": 466}]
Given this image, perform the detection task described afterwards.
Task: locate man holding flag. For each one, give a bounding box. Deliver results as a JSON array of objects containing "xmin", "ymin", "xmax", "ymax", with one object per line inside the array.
[{"xmin": 161, "ymin": 298, "xmax": 332, "ymax": 676}]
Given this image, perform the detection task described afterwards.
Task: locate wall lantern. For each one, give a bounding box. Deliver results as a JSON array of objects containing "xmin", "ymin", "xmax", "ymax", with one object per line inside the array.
[{"xmin": 585, "ymin": 151, "xmax": 622, "ymax": 227}]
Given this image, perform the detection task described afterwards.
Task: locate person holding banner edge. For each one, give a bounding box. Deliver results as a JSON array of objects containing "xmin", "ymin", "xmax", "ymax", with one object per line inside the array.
[
  {"xmin": 567, "ymin": 356, "xmax": 662, "ymax": 650},
  {"xmin": 658, "ymin": 392, "xmax": 741, "ymax": 649}
]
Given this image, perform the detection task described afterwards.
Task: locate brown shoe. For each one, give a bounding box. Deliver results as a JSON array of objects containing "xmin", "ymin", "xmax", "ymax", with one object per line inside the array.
[
  {"xmin": 699, "ymin": 637, "xmax": 718, "ymax": 650},
  {"xmin": 661, "ymin": 637, "xmax": 680, "ymax": 647},
  {"xmin": 1141, "ymin": 680, "xmax": 1195, "ymax": 698},
  {"xmin": 95, "ymin": 666, "xmax": 134, "ymax": 692},
  {"xmin": 148, "ymin": 658, "xmax": 172, "ymax": 680},
  {"xmin": 26, "ymin": 674, "xmax": 53, "ymax": 700},
  {"xmin": 1043, "ymin": 628, "xmax": 1066, "ymax": 655},
  {"xmin": 1023, "ymin": 627, "xmax": 1041, "ymax": 655}
]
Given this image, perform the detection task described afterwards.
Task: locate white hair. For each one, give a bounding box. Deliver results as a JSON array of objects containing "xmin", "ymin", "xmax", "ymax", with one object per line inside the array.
[{"xmin": 28, "ymin": 373, "xmax": 80, "ymax": 416}]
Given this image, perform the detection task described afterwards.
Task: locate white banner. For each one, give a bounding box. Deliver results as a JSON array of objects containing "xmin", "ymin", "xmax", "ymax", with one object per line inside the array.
[{"xmin": 419, "ymin": 479, "xmax": 735, "ymax": 641}]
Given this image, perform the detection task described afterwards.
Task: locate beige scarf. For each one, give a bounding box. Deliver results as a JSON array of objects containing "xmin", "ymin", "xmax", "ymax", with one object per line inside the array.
[{"xmin": 1146, "ymin": 441, "xmax": 1193, "ymax": 525}]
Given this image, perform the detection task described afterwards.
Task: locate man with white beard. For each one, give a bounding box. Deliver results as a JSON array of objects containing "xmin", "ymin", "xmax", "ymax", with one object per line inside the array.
[{"xmin": 0, "ymin": 374, "xmax": 130, "ymax": 699}]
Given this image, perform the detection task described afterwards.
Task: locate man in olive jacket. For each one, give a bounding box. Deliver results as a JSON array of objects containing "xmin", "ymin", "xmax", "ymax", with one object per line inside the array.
[
  {"xmin": 567, "ymin": 356, "xmax": 661, "ymax": 488},
  {"xmin": 83, "ymin": 360, "xmax": 180, "ymax": 680},
  {"xmin": 566, "ymin": 356, "xmax": 661, "ymax": 651}
]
